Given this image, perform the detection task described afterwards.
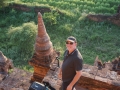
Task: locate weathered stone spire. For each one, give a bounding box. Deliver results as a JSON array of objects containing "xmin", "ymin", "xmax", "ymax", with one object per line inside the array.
[
  {"xmin": 0, "ymin": 51, "xmax": 7, "ymax": 62},
  {"xmin": 37, "ymin": 12, "xmax": 47, "ymax": 37},
  {"xmin": 29, "ymin": 12, "xmax": 57, "ymax": 82},
  {"xmin": 35, "ymin": 12, "xmax": 53, "ymax": 58},
  {"xmin": 0, "ymin": 51, "xmax": 13, "ymax": 75}
]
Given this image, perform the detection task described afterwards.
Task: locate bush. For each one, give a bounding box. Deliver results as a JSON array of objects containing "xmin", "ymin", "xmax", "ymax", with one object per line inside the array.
[
  {"xmin": 8, "ymin": 22, "xmax": 37, "ymax": 59},
  {"xmin": 0, "ymin": 0, "xmax": 7, "ymax": 8}
]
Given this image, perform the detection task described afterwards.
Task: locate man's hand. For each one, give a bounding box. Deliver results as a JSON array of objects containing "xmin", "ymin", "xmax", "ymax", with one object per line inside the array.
[
  {"xmin": 67, "ymin": 84, "xmax": 73, "ymax": 90},
  {"xmin": 58, "ymin": 72, "xmax": 62, "ymax": 79},
  {"xmin": 67, "ymin": 71, "xmax": 82, "ymax": 90},
  {"xmin": 58, "ymin": 68, "xmax": 62, "ymax": 79}
]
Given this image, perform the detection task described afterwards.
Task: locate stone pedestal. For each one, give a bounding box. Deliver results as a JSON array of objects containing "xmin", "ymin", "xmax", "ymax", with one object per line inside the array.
[{"xmin": 29, "ymin": 62, "xmax": 50, "ymax": 82}]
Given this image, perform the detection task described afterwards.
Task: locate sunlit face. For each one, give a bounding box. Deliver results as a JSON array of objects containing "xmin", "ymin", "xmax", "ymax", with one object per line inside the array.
[{"xmin": 66, "ymin": 41, "xmax": 77, "ymax": 52}]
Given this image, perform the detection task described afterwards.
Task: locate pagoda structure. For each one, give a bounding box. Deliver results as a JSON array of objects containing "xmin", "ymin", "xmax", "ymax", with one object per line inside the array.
[{"xmin": 29, "ymin": 12, "xmax": 58, "ymax": 82}]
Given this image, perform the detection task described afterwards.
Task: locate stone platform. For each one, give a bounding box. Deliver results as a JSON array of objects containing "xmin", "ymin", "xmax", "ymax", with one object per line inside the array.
[
  {"xmin": 0, "ymin": 68, "xmax": 32, "ymax": 90},
  {"xmin": 0, "ymin": 63, "xmax": 120, "ymax": 90},
  {"xmin": 43, "ymin": 62, "xmax": 120, "ymax": 90}
]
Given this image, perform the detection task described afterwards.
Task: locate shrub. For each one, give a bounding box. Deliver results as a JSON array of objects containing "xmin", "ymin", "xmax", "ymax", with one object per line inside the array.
[
  {"xmin": 0, "ymin": 0, "xmax": 7, "ymax": 8},
  {"xmin": 8, "ymin": 22, "xmax": 37, "ymax": 59}
]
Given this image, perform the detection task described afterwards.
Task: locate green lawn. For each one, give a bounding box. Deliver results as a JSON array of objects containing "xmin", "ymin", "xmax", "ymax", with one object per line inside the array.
[{"xmin": 0, "ymin": 0, "xmax": 120, "ymax": 71}]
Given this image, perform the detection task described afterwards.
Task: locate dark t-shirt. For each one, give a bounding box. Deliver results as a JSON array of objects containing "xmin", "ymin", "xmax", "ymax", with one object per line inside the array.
[{"xmin": 62, "ymin": 49, "xmax": 83, "ymax": 82}]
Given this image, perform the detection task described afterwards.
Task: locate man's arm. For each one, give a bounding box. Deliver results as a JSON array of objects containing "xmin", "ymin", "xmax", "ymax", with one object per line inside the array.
[{"xmin": 67, "ymin": 70, "xmax": 82, "ymax": 90}]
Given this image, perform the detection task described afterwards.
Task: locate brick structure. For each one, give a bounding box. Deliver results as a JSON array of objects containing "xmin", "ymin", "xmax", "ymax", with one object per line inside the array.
[
  {"xmin": 87, "ymin": 5, "xmax": 120, "ymax": 26},
  {"xmin": 29, "ymin": 12, "xmax": 58, "ymax": 82},
  {"xmin": 0, "ymin": 51, "xmax": 13, "ymax": 75},
  {"xmin": 42, "ymin": 56, "xmax": 120, "ymax": 90},
  {"xmin": 42, "ymin": 63, "xmax": 120, "ymax": 90}
]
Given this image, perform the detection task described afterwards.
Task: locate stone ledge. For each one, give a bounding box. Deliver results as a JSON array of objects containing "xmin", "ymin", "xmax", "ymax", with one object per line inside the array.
[{"xmin": 43, "ymin": 63, "xmax": 120, "ymax": 90}]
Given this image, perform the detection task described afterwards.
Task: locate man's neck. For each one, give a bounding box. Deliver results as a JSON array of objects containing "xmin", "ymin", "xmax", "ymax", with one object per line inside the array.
[{"xmin": 68, "ymin": 48, "xmax": 76, "ymax": 54}]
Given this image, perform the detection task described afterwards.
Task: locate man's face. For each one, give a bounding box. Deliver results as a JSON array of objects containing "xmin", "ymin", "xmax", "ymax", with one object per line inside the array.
[{"xmin": 66, "ymin": 41, "xmax": 77, "ymax": 51}]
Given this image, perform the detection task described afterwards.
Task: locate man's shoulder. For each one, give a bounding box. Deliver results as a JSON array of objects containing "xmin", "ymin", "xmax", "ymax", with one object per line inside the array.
[{"xmin": 75, "ymin": 49, "xmax": 83, "ymax": 60}]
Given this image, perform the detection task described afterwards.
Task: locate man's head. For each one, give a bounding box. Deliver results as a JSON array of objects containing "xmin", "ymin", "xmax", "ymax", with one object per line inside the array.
[
  {"xmin": 66, "ymin": 36, "xmax": 77, "ymax": 52},
  {"xmin": 66, "ymin": 36, "xmax": 77, "ymax": 43}
]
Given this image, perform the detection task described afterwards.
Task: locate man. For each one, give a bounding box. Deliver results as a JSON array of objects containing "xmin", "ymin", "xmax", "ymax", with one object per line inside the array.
[{"xmin": 59, "ymin": 36, "xmax": 83, "ymax": 90}]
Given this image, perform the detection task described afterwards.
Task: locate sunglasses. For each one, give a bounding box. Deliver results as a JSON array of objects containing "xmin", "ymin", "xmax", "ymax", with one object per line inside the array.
[{"xmin": 66, "ymin": 41, "xmax": 74, "ymax": 45}]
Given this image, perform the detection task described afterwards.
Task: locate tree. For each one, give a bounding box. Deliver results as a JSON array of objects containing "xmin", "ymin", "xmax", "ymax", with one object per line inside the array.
[{"xmin": 0, "ymin": 0, "xmax": 7, "ymax": 8}]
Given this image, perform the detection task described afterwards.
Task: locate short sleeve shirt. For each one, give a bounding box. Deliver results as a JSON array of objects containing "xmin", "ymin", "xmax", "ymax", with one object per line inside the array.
[{"xmin": 62, "ymin": 49, "xmax": 83, "ymax": 82}]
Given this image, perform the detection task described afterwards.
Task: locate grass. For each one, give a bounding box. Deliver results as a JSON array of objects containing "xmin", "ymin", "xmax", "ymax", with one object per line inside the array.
[{"xmin": 0, "ymin": 0, "xmax": 120, "ymax": 71}]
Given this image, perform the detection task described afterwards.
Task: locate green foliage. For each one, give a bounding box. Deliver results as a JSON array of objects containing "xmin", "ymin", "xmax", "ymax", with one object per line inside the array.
[
  {"xmin": 0, "ymin": 0, "xmax": 120, "ymax": 71},
  {"xmin": 0, "ymin": 0, "xmax": 7, "ymax": 8},
  {"xmin": 43, "ymin": 11, "xmax": 59, "ymax": 26},
  {"xmin": 5, "ymin": 22, "xmax": 37, "ymax": 70},
  {"xmin": 8, "ymin": 22, "xmax": 37, "ymax": 55}
]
